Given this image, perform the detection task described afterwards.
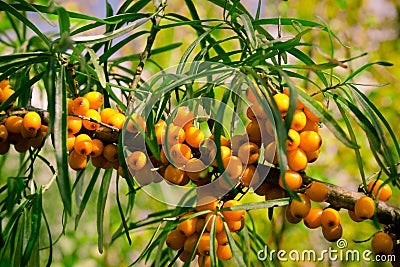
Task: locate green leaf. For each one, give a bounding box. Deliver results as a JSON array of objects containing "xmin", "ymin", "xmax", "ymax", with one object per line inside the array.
[
  {"xmin": 97, "ymin": 169, "xmax": 112, "ymax": 253},
  {"xmin": 115, "ymin": 175, "xmax": 132, "ymax": 245},
  {"xmin": 54, "ymin": 65, "xmax": 72, "ymax": 214},
  {"xmin": 57, "ymin": 6, "xmax": 70, "ymax": 35},
  {"xmin": 239, "ymin": 14, "xmax": 257, "ymax": 49},
  {"xmin": 87, "ymin": 47, "xmax": 107, "ymax": 88},
  {"xmin": 344, "ymin": 61, "xmax": 393, "ymax": 83},
  {"xmin": 21, "ymin": 189, "xmax": 42, "ymax": 266},
  {"xmin": 223, "ymin": 221, "xmax": 246, "ymax": 266},
  {"xmin": 6, "ymin": 177, "xmax": 24, "ymax": 214}
]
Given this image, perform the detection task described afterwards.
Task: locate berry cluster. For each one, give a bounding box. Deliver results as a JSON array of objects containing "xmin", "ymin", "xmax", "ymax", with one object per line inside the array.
[{"xmin": 166, "ymin": 200, "xmax": 246, "ymax": 266}]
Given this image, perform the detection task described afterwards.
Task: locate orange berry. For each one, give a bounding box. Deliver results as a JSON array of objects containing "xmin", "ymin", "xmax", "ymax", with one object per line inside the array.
[
  {"xmin": 178, "ymin": 213, "xmax": 198, "ymax": 237},
  {"xmin": 67, "ymin": 98, "xmax": 73, "ymax": 113},
  {"xmin": 69, "ymin": 150, "xmax": 87, "ymax": 170},
  {"xmin": 279, "ymin": 170, "xmax": 303, "ymax": 190},
  {"xmin": 185, "ymin": 158, "xmax": 208, "ymax": 181},
  {"xmin": 167, "ymin": 143, "xmax": 192, "ymax": 167},
  {"xmin": 226, "ymin": 218, "xmax": 244, "ymax": 232},
  {"xmin": 302, "ymin": 118, "xmax": 319, "ymax": 132},
  {"xmin": 74, "ymin": 134, "xmax": 93, "ymax": 156},
  {"xmin": 173, "ymin": 106, "xmax": 194, "ymax": 129},
  {"xmin": 299, "ymin": 130, "xmax": 322, "ymax": 152},
  {"xmin": 103, "ymin": 143, "xmax": 119, "ymax": 162},
  {"xmin": 303, "ymin": 207, "xmax": 323, "ymax": 229},
  {"xmin": 67, "ymin": 134, "xmax": 75, "ymax": 152},
  {"xmin": 83, "ymin": 109, "xmax": 101, "ymax": 130},
  {"xmin": 322, "ymin": 224, "xmax": 342, "ymax": 242},
  {"xmin": 0, "ymin": 85, "xmax": 15, "ymax": 103},
  {"xmin": 205, "ymin": 212, "xmax": 224, "ymax": 233},
  {"xmin": 209, "ymin": 146, "xmax": 231, "ymax": 167},
  {"xmin": 264, "ymin": 141, "xmax": 278, "ymax": 165},
  {"xmin": 0, "ymin": 124, "xmax": 8, "ymax": 143},
  {"xmin": 216, "ymin": 230, "xmax": 228, "ymax": 245},
  {"xmin": 347, "ymin": 209, "xmax": 364, "ymax": 222},
  {"xmin": 21, "ymin": 124, "xmax": 37, "ymax": 139},
  {"xmin": 155, "ymin": 119, "xmax": 166, "ymax": 144},
  {"xmin": 23, "ymin": 111, "xmax": 41, "ymax": 132},
  {"xmin": 67, "ymin": 116, "xmax": 82, "ymax": 134},
  {"xmin": 305, "ymin": 149, "xmax": 320, "ymax": 163},
  {"xmin": 107, "ymin": 113, "xmax": 125, "ymax": 130},
  {"xmin": 222, "ymin": 156, "xmax": 243, "ymax": 179},
  {"xmin": 371, "ymin": 232, "xmax": 394, "ymax": 255},
  {"xmin": 196, "ymin": 217, "xmax": 206, "ymax": 233},
  {"xmin": 166, "ymin": 229, "xmax": 186, "ymax": 250},
  {"xmin": 354, "ymin": 196, "xmax": 375, "ymax": 219},
  {"xmin": 127, "ymin": 151, "xmax": 147, "ymax": 171},
  {"xmin": 208, "ymin": 134, "xmax": 230, "ymax": 147},
  {"xmin": 162, "ymin": 124, "xmax": 185, "ymax": 145},
  {"xmin": 273, "ymin": 93, "xmax": 290, "ymax": 114},
  {"xmin": 230, "ymin": 134, "xmax": 248, "ymax": 155},
  {"xmin": 179, "ymin": 250, "xmax": 193, "ymax": 263},
  {"xmin": 183, "ymin": 233, "xmax": 199, "ymax": 254},
  {"xmin": 290, "ymin": 110, "xmax": 307, "ymax": 131},
  {"xmin": 72, "ymin": 97, "xmax": 90, "ymax": 116},
  {"xmin": 289, "ymin": 193, "xmax": 311, "ymax": 219},
  {"xmin": 285, "ymin": 205, "xmax": 302, "ymax": 224},
  {"xmin": 91, "ymin": 154, "xmax": 108, "ymax": 168},
  {"xmin": 287, "ymin": 148, "xmax": 308, "ymax": 171},
  {"xmin": 246, "ymin": 106, "xmax": 257, "ymax": 120},
  {"xmin": 90, "ymin": 139, "xmax": 104, "ymax": 157},
  {"xmin": 222, "ymin": 200, "xmax": 245, "ymax": 221},
  {"xmin": 246, "ymin": 120, "xmax": 261, "ymax": 144},
  {"xmin": 100, "ymin": 108, "xmax": 118, "ymax": 123},
  {"xmin": 197, "ymin": 233, "xmax": 215, "ymax": 256},
  {"xmin": 237, "ymin": 142, "xmax": 259, "ymax": 165},
  {"xmin": 320, "ymin": 208, "xmax": 340, "ymax": 229},
  {"xmin": 14, "ymin": 138, "xmax": 30, "ymax": 152},
  {"xmin": 240, "ymin": 164, "xmax": 258, "ymax": 187},
  {"xmin": 286, "ymin": 129, "xmax": 301, "ymax": 151},
  {"xmin": 304, "ymin": 101, "xmax": 325, "ymax": 123},
  {"xmin": 0, "ymin": 79, "xmax": 9, "ymax": 89},
  {"xmin": 5, "ymin": 116, "xmax": 23, "ymax": 133},
  {"xmin": 164, "ymin": 164, "xmax": 185, "ymax": 185},
  {"xmin": 84, "ymin": 91, "xmax": 104, "ymax": 110},
  {"xmin": 0, "ymin": 140, "xmax": 10, "ymax": 154},
  {"xmin": 185, "ymin": 126, "xmax": 205, "ymax": 148},
  {"xmin": 305, "ymin": 182, "xmax": 329, "ymax": 202},
  {"xmin": 126, "ymin": 113, "xmax": 147, "ymax": 133},
  {"xmin": 198, "ymin": 255, "xmax": 211, "ymax": 267},
  {"xmin": 367, "ymin": 180, "xmax": 392, "ymax": 202},
  {"xmin": 217, "ymin": 244, "xmax": 233, "ymax": 260},
  {"xmin": 195, "ymin": 197, "xmax": 218, "ymax": 212}
]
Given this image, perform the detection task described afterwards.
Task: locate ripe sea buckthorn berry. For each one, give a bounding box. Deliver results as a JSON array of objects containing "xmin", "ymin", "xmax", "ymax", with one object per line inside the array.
[
  {"xmin": 246, "ymin": 120, "xmax": 261, "ymax": 145},
  {"xmin": 166, "ymin": 229, "xmax": 186, "ymax": 250},
  {"xmin": 90, "ymin": 139, "xmax": 104, "ymax": 157},
  {"xmin": 126, "ymin": 114, "xmax": 147, "ymax": 133},
  {"xmin": 21, "ymin": 124, "xmax": 37, "ymax": 139},
  {"xmin": 299, "ymin": 131, "xmax": 322, "ymax": 152},
  {"xmin": 196, "ymin": 217, "xmax": 206, "ymax": 233},
  {"xmin": 5, "ymin": 116, "xmax": 23, "ymax": 133},
  {"xmin": 227, "ymin": 218, "xmax": 244, "ymax": 232},
  {"xmin": 217, "ymin": 244, "xmax": 233, "ymax": 260},
  {"xmin": 83, "ymin": 109, "xmax": 101, "ymax": 130},
  {"xmin": 67, "ymin": 134, "xmax": 75, "ymax": 152},
  {"xmin": 0, "ymin": 85, "xmax": 15, "ymax": 103},
  {"xmin": 107, "ymin": 113, "xmax": 125, "ymax": 130},
  {"xmin": 354, "ymin": 196, "xmax": 375, "ymax": 219},
  {"xmin": 252, "ymin": 103, "xmax": 269, "ymax": 120},
  {"xmin": 287, "ymin": 148, "xmax": 308, "ymax": 171},
  {"xmin": 209, "ymin": 145, "xmax": 231, "ymax": 167},
  {"xmin": 279, "ymin": 170, "xmax": 303, "ymax": 191},
  {"xmin": 168, "ymin": 143, "xmax": 192, "ymax": 167},
  {"xmin": 159, "ymin": 148, "xmax": 169, "ymax": 164},
  {"xmin": 185, "ymin": 158, "xmax": 208, "ymax": 181},
  {"xmin": 72, "ymin": 97, "xmax": 90, "ymax": 116},
  {"xmin": 290, "ymin": 110, "xmax": 307, "ymax": 131},
  {"xmin": 183, "ymin": 233, "xmax": 199, "ymax": 253},
  {"xmin": 179, "ymin": 251, "xmax": 193, "ymax": 263},
  {"xmin": 84, "ymin": 91, "xmax": 104, "ymax": 110},
  {"xmin": 303, "ymin": 207, "xmax": 323, "ymax": 229},
  {"xmin": 283, "ymin": 87, "xmax": 307, "ymax": 109},
  {"xmin": 0, "ymin": 124, "xmax": 8, "ymax": 143},
  {"xmin": 238, "ymin": 142, "xmax": 259, "ymax": 165},
  {"xmin": 230, "ymin": 134, "xmax": 248, "ymax": 155},
  {"xmin": 0, "ymin": 79, "xmax": 9, "ymax": 89},
  {"xmin": 289, "ymin": 193, "xmax": 311, "ymax": 219},
  {"xmin": 178, "ymin": 213, "xmax": 198, "ymax": 237},
  {"xmin": 185, "ymin": 126, "xmax": 205, "ymax": 148},
  {"xmin": 67, "ymin": 98, "xmax": 73, "ymax": 113},
  {"xmin": 273, "ymin": 93, "xmax": 290, "ymax": 115},
  {"xmin": 127, "ymin": 151, "xmax": 147, "ymax": 171},
  {"xmin": 195, "ymin": 196, "xmax": 218, "ymax": 212},
  {"xmin": 29, "ymin": 130, "xmax": 45, "ymax": 148},
  {"xmin": 14, "ymin": 138, "xmax": 30, "ymax": 152},
  {"xmin": 216, "ymin": 230, "xmax": 228, "ymax": 245},
  {"xmin": 264, "ymin": 141, "xmax": 278, "ymax": 165},
  {"xmin": 305, "ymin": 182, "xmax": 329, "ymax": 202},
  {"xmin": 367, "ymin": 180, "xmax": 392, "ymax": 202},
  {"xmin": 371, "ymin": 232, "xmax": 394, "ymax": 255},
  {"xmin": 155, "ymin": 119, "xmax": 166, "ymax": 144},
  {"xmin": 164, "ymin": 164, "xmax": 185, "ymax": 185},
  {"xmin": 23, "ymin": 111, "xmax": 41, "ymax": 132},
  {"xmin": 197, "ymin": 233, "xmax": 215, "ymax": 256},
  {"xmin": 67, "ymin": 116, "xmax": 82, "ymax": 134},
  {"xmin": 68, "ymin": 150, "xmax": 87, "ymax": 170},
  {"xmin": 322, "ymin": 224, "xmax": 342, "ymax": 242},
  {"xmin": 0, "ymin": 140, "xmax": 10, "ymax": 154},
  {"xmin": 209, "ymin": 134, "xmax": 230, "ymax": 148},
  {"xmin": 91, "ymin": 154, "xmax": 108, "ymax": 168},
  {"xmin": 246, "ymin": 106, "xmax": 256, "ymax": 120},
  {"xmin": 100, "ymin": 108, "xmax": 118, "ymax": 123},
  {"xmin": 302, "ymin": 118, "xmax": 319, "ymax": 132},
  {"xmin": 74, "ymin": 134, "xmax": 93, "ymax": 156},
  {"xmin": 103, "ymin": 143, "xmax": 119, "ymax": 162},
  {"xmin": 222, "ymin": 200, "xmax": 245, "ymax": 221},
  {"xmin": 162, "ymin": 124, "xmax": 185, "ymax": 145},
  {"xmin": 320, "ymin": 208, "xmax": 340, "ymax": 229},
  {"xmin": 347, "ymin": 210, "xmax": 364, "ymax": 222},
  {"xmin": 286, "ymin": 129, "xmax": 301, "ymax": 151},
  {"xmin": 285, "ymin": 206, "xmax": 302, "ymax": 224},
  {"xmin": 305, "ymin": 149, "xmax": 320, "ymax": 163},
  {"xmin": 173, "ymin": 106, "xmax": 194, "ymax": 129},
  {"xmin": 222, "ymin": 156, "xmax": 243, "ymax": 179},
  {"xmin": 240, "ymin": 164, "xmax": 258, "ymax": 188},
  {"xmin": 304, "ymin": 101, "xmax": 325, "ymax": 123},
  {"xmin": 205, "ymin": 212, "xmax": 224, "ymax": 233},
  {"xmin": 198, "ymin": 255, "xmax": 211, "ymax": 267}
]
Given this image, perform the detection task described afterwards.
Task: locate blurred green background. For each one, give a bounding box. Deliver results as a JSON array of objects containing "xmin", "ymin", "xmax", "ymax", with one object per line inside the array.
[{"xmin": 1, "ymin": 0, "xmax": 399, "ymax": 266}]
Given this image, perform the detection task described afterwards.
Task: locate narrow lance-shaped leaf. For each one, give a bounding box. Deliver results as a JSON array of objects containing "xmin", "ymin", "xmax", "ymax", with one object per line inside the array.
[
  {"xmin": 97, "ymin": 169, "xmax": 112, "ymax": 253},
  {"xmin": 87, "ymin": 47, "xmax": 107, "ymax": 88}
]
